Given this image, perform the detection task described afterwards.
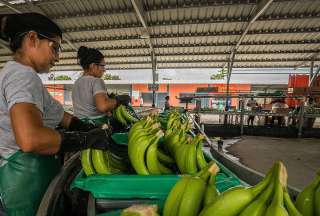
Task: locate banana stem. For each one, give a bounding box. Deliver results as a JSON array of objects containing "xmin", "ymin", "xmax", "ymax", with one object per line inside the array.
[{"xmin": 250, "ymin": 163, "xmax": 277, "ymax": 197}]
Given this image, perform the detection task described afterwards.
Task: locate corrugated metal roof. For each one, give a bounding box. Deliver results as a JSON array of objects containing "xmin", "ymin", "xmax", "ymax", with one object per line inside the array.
[{"xmin": 0, "ymin": 0, "xmax": 319, "ymax": 70}]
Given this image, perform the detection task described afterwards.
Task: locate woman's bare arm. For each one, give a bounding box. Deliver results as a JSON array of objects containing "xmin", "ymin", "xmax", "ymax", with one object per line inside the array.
[
  {"xmin": 95, "ymin": 93, "xmax": 117, "ymax": 113},
  {"xmin": 10, "ymin": 103, "xmax": 61, "ymax": 154}
]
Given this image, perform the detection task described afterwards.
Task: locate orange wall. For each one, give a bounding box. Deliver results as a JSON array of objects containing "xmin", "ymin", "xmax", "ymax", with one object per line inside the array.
[
  {"xmin": 131, "ymin": 83, "xmax": 251, "ymax": 108},
  {"xmin": 45, "ymin": 84, "xmax": 64, "ymax": 104},
  {"xmin": 132, "ymin": 84, "xmax": 167, "ymax": 106}
]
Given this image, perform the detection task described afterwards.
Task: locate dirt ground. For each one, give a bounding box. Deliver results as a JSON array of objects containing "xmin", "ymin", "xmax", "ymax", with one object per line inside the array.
[{"xmin": 226, "ymin": 136, "xmax": 320, "ymax": 190}]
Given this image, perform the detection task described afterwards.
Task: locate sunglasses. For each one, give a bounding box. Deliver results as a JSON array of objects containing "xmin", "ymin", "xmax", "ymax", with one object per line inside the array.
[{"xmin": 37, "ymin": 33, "xmax": 62, "ymax": 55}]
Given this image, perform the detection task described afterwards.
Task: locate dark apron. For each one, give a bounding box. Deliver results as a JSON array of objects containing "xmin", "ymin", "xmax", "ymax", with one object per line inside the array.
[{"xmin": 0, "ymin": 151, "xmax": 61, "ymax": 216}]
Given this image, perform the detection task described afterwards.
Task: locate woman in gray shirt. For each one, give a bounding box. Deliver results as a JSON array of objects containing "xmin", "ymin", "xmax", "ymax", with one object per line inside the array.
[
  {"xmin": 0, "ymin": 13, "xmax": 111, "ymax": 215},
  {"xmin": 72, "ymin": 46, "xmax": 130, "ymax": 127}
]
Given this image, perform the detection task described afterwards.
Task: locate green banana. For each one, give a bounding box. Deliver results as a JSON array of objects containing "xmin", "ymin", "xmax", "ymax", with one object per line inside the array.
[
  {"xmin": 175, "ymin": 144, "xmax": 188, "ymax": 174},
  {"xmin": 283, "ymin": 189, "xmax": 302, "ymax": 216},
  {"xmin": 204, "ymin": 173, "xmax": 220, "ymax": 206},
  {"xmin": 185, "ymin": 142, "xmax": 198, "ymax": 174},
  {"xmin": 178, "ymin": 177, "xmax": 207, "ymax": 216},
  {"xmin": 163, "ymin": 176, "xmax": 191, "ymax": 216},
  {"xmin": 295, "ymin": 175, "xmax": 320, "ymax": 216},
  {"xmin": 115, "ymin": 106, "xmax": 127, "ymax": 125},
  {"xmin": 239, "ymin": 174, "xmax": 275, "ymax": 216},
  {"xmin": 146, "ymin": 139, "xmax": 162, "ymax": 174},
  {"xmin": 164, "ymin": 130, "xmax": 181, "ymax": 155},
  {"xmin": 199, "ymin": 163, "xmax": 275, "ymax": 216},
  {"xmin": 91, "ymin": 149, "xmax": 111, "ymax": 174},
  {"xmin": 157, "ymin": 149, "xmax": 174, "ymax": 164},
  {"xmin": 158, "ymin": 162, "xmax": 174, "ymax": 174},
  {"xmin": 119, "ymin": 105, "xmax": 138, "ymax": 123},
  {"xmin": 129, "ymin": 124, "xmax": 160, "ymax": 144},
  {"xmin": 128, "ymin": 117, "xmax": 153, "ymax": 138},
  {"xmin": 195, "ymin": 161, "xmax": 215, "ymax": 181},
  {"xmin": 315, "ymin": 184, "xmax": 320, "ymax": 216},
  {"xmin": 105, "ymin": 151, "xmax": 128, "ymax": 172},
  {"xmin": 264, "ymin": 181, "xmax": 288, "ymax": 216},
  {"xmin": 128, "ymin": 131, "xmax": 163, "ymax": 175},
  {"xmin": 80, "ymin": 149, "xmax": 95, "ymax": 176},
  {"xmin": 196, "ymin": 141, "xmax": 208, "ymax": 170},
  {"xmin": 128, "ymin": 134, "xmax": 154, "ymax": 175}
]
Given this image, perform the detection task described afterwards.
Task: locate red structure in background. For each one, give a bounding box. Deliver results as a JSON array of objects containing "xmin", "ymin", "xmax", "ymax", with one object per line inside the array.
[
  {"xmin": 45, "ymin": 84, "xmax": 65, "ymax": 104},
  {"xmin": 287, "ymin": 75, "xmax": 320, "ymax": 107}
]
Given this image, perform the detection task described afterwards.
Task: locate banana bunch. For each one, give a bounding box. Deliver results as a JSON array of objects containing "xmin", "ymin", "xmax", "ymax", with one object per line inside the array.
[
  {"xmin": 295, "ymin": 170, "xmax": 320, "ymax": 216},
  {"xmin": 200, "ymin": 161, "xmax": 302, "ymax": 216},
  {"xmin": 80, "ymin": 149, "xmax": 129, "ymax": 176},
  {"xmin": 114, "ymin": 104, "xmax": 139, "ymax": 126},
  {"xmin": 128, "ymin": 117, "xmax": 174, "ymax": 175},
  {"xmin": 163, "ymin": 162, "xmax": 220, "ymax": 216},
  {"xmin": 163, "ymin": 111, "xmax": 210, "ymax": 175}
]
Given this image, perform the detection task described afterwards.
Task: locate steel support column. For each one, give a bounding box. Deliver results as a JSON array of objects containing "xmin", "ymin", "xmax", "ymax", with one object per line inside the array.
[
  {"xmin": 309, "ymin": 66, "xmax": 320, "ymax": 88},
  {"xmin": 309, "ymin": 61, "xmax": 314, "ymax": 85},
  {"xmin": 151, "ymin": 51, "xmax": 156, "ymax": 107},
  {"xmin": 224, "ymin": 52, "xmax": 235, "ymax": 125},
  {"xmin": 225, "ymin": 52, "xmax": 235, "ymax": 109},
  {"xmin": 298, "ymin": 101, "xmax": 305, "ymax": 138}
]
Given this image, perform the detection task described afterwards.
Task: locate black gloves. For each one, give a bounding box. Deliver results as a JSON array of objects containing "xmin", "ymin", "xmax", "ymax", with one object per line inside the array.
[
  {"xmin": 116, "ymin": 95, "xmax": 131, "ymax": 106},
  {"xmin": 107, "ymin": 92, "xmax": 116, "ymax": 99},
  {"xmin": 68, "ymin": 116, "xmax": 97, "ymax": 132},
  {"xmin": 58, "ymin": 128, "xmax": 110, "ymax": 152}
]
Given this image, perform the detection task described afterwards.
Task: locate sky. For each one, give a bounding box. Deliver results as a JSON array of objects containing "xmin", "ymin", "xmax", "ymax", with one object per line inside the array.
[{"xmin": 40, "ymin": 68, "xmax": 310, "ymax": 84}]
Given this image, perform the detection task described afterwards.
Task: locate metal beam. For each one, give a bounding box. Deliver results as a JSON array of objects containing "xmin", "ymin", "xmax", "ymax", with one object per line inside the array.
[
  {"xmin": 0, "ymin": 48, "xmax": 319, "ymax": 58},
  {"xmin": 65, "ymin": 38, "xmax": 320, "ymax": 49},
  {"xmin": 2, "ymin": 49, "xmax": 320, "ymax": 62},
  {"xmin": 0, "ymin": 0, "xmax": 77, "ymax": 51},
  {"xmin": 309, "ymin": 61, "xmax": 314, "ymax": 84},
  {"xmin": 147, "ymin": 0, "xmax": 312, "ymax": 11},
  {"xmin": 130, "ymin": 0, "xmax": 153, "ymax": 50},
  {"xmin": 25, "ymin": 0, "xmax": 78, "ymax": 50},
  {"xmin": 47, "ymin": 65, "xmax": 311, "ymax": 72},
  {"xmin": 0, "ymin": 38, "xmax": 319, "ymax": 57},
  {"xmin": 223, "ymin": 0, "xmax": 274, "ymax": 69},
  {"xmin": 63, "ymin": 12, "xmax": 320, "ymax": 34},
  {"xmin": 0, "ymin": 0, "xmax": 19, "ymax": 51},
  {"xmin": 65, "ymin": 27, "xmax": 320, "ymax": 39},
  {"xmin": 0, "ymin": 0, "xmax": 22, "ymax": 13},
  {"xmin": 309, "ymin": 66, "xmax": 320, "ymax": 87},
  {"xmin": 295, "ymin": 50, "xmax": 320, "ymax": 68},
  {"xmin": 53, "ymin": 58, "xmax": 320, "ymax": 67}
]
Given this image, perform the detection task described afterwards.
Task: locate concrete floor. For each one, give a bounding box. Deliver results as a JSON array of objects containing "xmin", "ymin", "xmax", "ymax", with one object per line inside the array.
[{"xmin": 227, "ymin": 136, "xmax": 320, "ymax": 190}]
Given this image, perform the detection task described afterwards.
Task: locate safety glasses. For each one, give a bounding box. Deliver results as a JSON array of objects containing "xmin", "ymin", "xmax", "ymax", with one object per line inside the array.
[
  {"xmin": 94, "ymin": 63, "xmax": 106, "ymax": 70},
  {"xmin": 37, "ymin": 33, "xmax": 61, "ymax": 56}
]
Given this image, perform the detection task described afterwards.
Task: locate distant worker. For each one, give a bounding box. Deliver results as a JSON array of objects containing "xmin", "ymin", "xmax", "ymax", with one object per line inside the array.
[
  {"xmin": 271, "ymin": 98, "xmax": 288, "ymax": 126},
  {"xmin": 164, "ymin": 95, "xmax": 171, "ymax": 111},
  {"xmin": 246, "ymin": 97, "xmax": 258, "ymax": 126}
]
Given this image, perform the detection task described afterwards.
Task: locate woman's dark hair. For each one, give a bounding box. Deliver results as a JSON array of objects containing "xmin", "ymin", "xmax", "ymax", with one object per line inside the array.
[
  {"xmin": 165, "ymin": 96, "xmax": 170, "ymax": 100},
  {"xmin": 0, "ymin": 13, "xmax": 62, "ymax": 52},
  {"xmin": 77, "ymin": 46, "xmax": 104, "ymax": 70}
]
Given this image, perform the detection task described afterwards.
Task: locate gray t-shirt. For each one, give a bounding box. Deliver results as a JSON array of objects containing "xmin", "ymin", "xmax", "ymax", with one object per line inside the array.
[
  {"xmin": 0, "ymin": 61, "xmax": 64, "ymax": 165},
  {"xmin": 72, "ymin": 75, "xmax": 106, "ymax": 119}
]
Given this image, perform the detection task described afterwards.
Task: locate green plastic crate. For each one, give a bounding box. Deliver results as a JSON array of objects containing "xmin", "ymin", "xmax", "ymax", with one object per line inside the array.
[
  {"xmin": 71, "ymin": 145, "xmax": 242, "ymax": 216},
  {"xmin": 111, "ymin": 133, "xmax": 129, "ymax": 146},
  {"xmin": 71, "ymin": 172, "xmax": 181, "ymax": 199}
]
